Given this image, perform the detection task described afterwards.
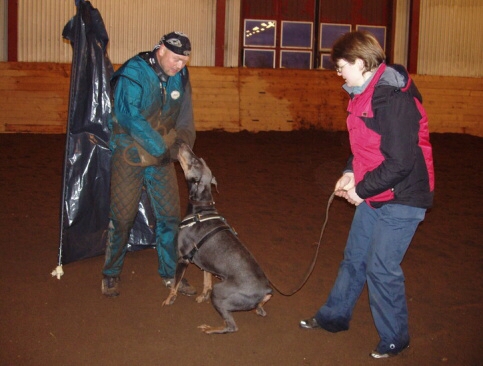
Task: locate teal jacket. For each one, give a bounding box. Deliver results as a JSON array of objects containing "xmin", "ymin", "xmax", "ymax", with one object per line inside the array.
[{"xmin": 109, "ymin": 54, "xmax": 195, "ymax": 160}]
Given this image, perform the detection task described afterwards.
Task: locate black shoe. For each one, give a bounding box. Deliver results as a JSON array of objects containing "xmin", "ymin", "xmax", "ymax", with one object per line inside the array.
[
  {"xmin": 163, "ymin": 278, "xmax": 197, "ymax": 297},
  {"xmin": 299, "ymin": 317, "xmax": 321, "ymax": 329},
  {"xmin": 101, "ymin": 276, "xmax": 120, "ymax": 297},
  {"xmin": 370, "ymin": 342, "xmax": 410, "ymax": 359}
]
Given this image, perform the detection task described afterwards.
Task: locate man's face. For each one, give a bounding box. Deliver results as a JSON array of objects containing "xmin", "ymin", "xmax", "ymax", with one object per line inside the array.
[{"xmin": 156, "ymin": 45, "xmax": 190, "ymax": 76}]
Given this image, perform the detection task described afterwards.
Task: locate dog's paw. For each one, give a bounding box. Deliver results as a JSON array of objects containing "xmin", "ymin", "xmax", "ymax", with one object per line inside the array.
[
  {"xmin": 197, "ymin": 324, "xmax": 219, "ymax": 334},
  {"xmin": 195, "ymin": 290, "xmax": 211, "ymax": 303},
  {"xmin": 162, "ymin": 295, "xmax": 177, "ymax": 306},
  {"xmin": 255, "ymin": 306, "xmax": 267, "ymax": 317},
  {"xmin": 198, "ymin": 324, "xmax": 237, "ymax": 334}
]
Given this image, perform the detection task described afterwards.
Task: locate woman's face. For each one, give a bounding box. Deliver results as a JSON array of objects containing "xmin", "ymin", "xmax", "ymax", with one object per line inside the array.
[{"xmin": 335, "ymin": 59, "xmax": 365, "ymax": 87}]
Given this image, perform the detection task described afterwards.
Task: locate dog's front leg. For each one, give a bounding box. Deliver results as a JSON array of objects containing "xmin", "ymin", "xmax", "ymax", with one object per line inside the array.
[
  {"xmin": 162, "ymin": 261, "xmax": 189, "ymax": 306},
  {"xmin": 196, "ymin": 271, "xmax": 212, "ymax": 303}
]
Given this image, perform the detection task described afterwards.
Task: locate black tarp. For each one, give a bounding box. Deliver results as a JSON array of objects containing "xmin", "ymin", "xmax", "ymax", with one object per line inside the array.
[
  {"xmin": 59, "ymin": 0, "xmax": 113, "ymax": 264},
  {"xmin": 58, "ymin": 0, "xmax": 156, "ymax": 267}
]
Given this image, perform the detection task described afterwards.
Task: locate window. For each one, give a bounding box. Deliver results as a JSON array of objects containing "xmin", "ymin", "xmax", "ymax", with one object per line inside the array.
[{"xmin": 243, "ymin": 19, "xmax": 277, "ymax": 68}]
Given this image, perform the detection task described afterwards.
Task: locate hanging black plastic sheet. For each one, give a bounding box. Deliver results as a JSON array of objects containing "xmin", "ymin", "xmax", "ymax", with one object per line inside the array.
[{"xmin": 58, "ymin": 0, "xmax": 156, "ymax": 267}]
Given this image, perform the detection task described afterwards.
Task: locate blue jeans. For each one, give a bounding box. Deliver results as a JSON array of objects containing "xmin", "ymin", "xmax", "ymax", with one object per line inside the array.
[{"xmin": 315, "ymin": 202, "xmax": 425, "ymax": 353}]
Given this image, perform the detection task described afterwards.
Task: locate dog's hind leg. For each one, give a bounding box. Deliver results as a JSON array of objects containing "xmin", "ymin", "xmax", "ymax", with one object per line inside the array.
[
  {"xmin": 198, "ymin": 310, "xmax": 238, "ymax": 335},
  {"xmin": 198, "ymin": 294, "xmax": 238, "ymax": 334},
  {"xmin": 198, "ymin": 319, "xmax": 238, "ymax": 334},
  {"xmin": 196, "ymin": 271, "xmax": 212, "ymax": 304}
]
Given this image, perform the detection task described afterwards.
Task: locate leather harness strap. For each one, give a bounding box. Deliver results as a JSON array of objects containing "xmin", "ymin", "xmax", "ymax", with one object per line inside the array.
[
  {"xmin": 179, "ymin": 212, "xmax": 237, "ymax": 262},
  {"xmin": 181, "ymin": 224, "xmax": 232, "ymax": 262},
  {"xmin": 179, "ymin": 212, "xmax": 224, "ymax": 229}
]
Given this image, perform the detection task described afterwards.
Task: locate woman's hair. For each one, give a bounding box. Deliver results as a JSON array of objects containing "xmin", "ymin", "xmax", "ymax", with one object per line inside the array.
[{"xmin": 331, "ymin": 30, "xmax": 386, "ymax": 72}]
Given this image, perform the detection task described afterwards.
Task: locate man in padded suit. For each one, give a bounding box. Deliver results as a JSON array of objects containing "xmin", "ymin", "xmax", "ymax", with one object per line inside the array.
[{"xmin": 102, "ymin": 31, "xmax": 197, "ymax": 297}]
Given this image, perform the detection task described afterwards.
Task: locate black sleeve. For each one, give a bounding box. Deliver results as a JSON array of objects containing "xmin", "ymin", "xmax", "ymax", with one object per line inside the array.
[{"xmin": 356, "ymin": 87, "xmax": 422, "ymax": 198}]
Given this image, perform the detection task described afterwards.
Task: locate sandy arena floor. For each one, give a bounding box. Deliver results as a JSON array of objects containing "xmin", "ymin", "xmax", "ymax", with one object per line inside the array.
[{"xmin": 1, "ymin": 130, "xmax": 482, "ymax": 365}]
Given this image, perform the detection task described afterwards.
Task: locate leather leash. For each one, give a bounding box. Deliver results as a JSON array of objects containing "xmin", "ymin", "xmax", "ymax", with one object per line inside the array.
[{"xmin": 269, "ymin": 191, "xmax": 336, "ymax": 296}]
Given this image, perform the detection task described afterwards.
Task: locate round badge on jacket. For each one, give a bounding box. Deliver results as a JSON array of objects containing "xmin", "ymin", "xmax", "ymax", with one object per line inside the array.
[{"xmin": 171, "ymin": 90, "xmax": 180, "ymax": 100}]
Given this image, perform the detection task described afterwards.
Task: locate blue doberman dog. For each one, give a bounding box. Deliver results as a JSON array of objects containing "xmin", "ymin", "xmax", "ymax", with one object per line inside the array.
[{"xmin": 162, "ymin": 143, "xmax": 273, "ymax": 334}]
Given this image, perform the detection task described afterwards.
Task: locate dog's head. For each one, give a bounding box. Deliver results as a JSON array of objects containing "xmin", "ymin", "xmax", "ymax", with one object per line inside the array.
[{"xmin": 178, "ymin": 143, "xmax": 217, "ymax": 203}]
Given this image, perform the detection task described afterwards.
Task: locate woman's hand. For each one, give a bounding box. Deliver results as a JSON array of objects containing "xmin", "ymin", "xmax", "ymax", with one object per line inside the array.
[
  {"xmin": 334, "ymin": 172, "xmax": 363, "ymax": 206},
  {"xmin": 335, "ymin": 172, "xmax": 355, "ymax": 193},
  {"xmin": 345, "ymin": 187, "xmax": 363, "ymax": 206}
]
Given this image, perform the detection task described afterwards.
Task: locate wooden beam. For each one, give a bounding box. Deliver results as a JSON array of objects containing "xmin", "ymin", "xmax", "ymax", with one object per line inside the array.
[
  {"xmin": 7, "ymin": 0, "xmax": 18, "ymax": 61},
  {"xmin": 215, "ymin": 0, "xmax": 226, "ymax": 67},
  {"xmin": 408, "ymin": 0, "xmax": 420, "ymax": 73}
]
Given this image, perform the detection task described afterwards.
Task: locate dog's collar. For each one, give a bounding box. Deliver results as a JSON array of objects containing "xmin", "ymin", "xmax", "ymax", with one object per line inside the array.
[
  {"xmin": 179, "ymin": 213, "xmax": 226, "ymax": 229},
  {"xmin": 189, "ymin": 199, "xmax": 215, "ymax": 207}
]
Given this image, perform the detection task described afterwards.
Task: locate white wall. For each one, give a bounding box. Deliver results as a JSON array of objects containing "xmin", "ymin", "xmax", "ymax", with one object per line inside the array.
[
  {"xmin": 224, "ymin": 0, "xmax": 241, "ymax": 67},
  {"xmin": 418, "ymin": 0, "xmax": 483, "ymax": 77},
  {"xmin": 393, "ymin": 0, "xmax": 410, "ymax": 67},
  {"xmin": 11, "ymin": 0, "xmax": 483, "ymax": 76},
  {"xmin": 17, "ymin": 0, "xmax": 217, "ymax": 66}
]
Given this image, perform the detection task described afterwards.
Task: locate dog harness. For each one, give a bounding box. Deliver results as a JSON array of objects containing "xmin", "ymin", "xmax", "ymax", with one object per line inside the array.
[
  {"xmin": 179, "ymin": 213, "xmax": 237, "ymax": 262},
  {"xmin": 179, "ymin": 213, "xmax": 226, "ymax": 228}
]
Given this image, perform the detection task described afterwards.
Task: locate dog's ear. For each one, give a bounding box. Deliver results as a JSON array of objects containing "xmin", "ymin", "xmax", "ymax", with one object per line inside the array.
[{"xmin": 211, "ymin": 176, "xmax": 219, "ymax": 193}]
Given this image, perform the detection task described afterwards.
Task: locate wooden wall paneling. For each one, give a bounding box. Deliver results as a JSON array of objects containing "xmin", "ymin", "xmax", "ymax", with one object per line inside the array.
[
  {"xmin": 239, "ymin": 68, "xmax": 294, "ymax": 131},
  {"xmin": 0, "ymin": 62, "xmax": 70, "ymax": 133},
  {"xmin": 189, "ymin": 67, "xmax": 240, "ymax": 132},
  {"xmin": 412, "ymin": 74, "xmax": 483, "ymax": 135},
  {"xmin": 239, "ymin": 68, "xmax": 347, "ymax": 132},
  {"xmin": 1, "ymin": 63, "xmax": 482, "ymax": 137}
]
